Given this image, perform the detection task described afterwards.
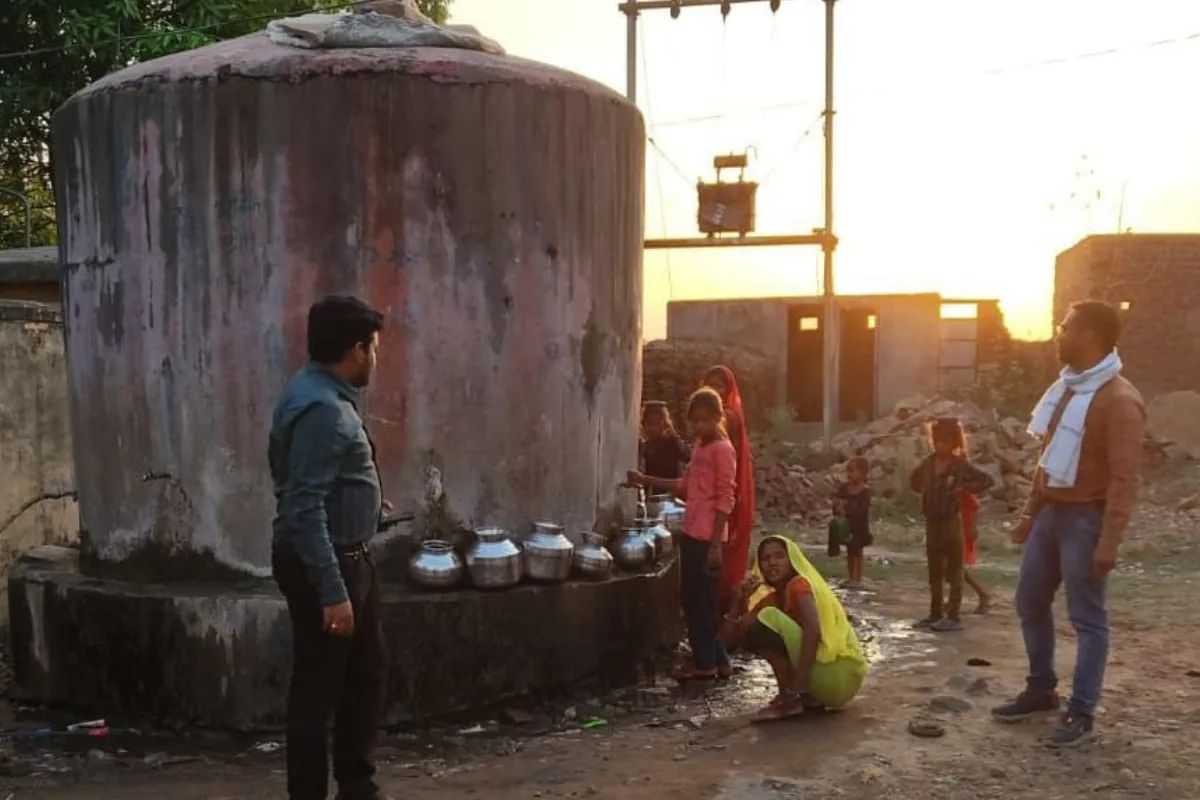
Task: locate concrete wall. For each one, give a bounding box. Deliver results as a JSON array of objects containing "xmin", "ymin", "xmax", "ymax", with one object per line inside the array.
[
  {"xmin": 1055, "ymin": 234, "xmax": 1200, "ymax": 399},
  {"xmin": 0, "ymin": 301, "xmax": 77, "ymax": 618},
  {"xmin": 666, "ymin": 293, "xmax": 943, "ymax": 418},
  {"xmin": 53, "ymin": 37, "xmax": 644, "ymax": 575}
]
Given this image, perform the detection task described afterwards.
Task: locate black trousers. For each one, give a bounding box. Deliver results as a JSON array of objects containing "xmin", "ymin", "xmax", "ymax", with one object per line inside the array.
[
  {"xmin": 679, "ymin": 534, "xmax": 729, "ymax": 671},
  {"xmin": 272, "ymin": 545, "xmax": 387, "ymax": 800},
  {"xmin": 925, "ymin": 516, "xmax": 965, "ymax": 620}
]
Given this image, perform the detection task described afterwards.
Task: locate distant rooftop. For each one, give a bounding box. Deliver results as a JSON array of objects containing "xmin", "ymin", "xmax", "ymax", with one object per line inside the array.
[{"xmin": 1058, "ymin": 233, "xmax": 1200, "ymax": 259}]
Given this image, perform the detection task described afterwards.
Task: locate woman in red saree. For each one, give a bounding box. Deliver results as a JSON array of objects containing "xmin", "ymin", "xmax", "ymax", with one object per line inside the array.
[{"xmin": 704, "ymin": 366, "xmax": 757, "ymax": 615}]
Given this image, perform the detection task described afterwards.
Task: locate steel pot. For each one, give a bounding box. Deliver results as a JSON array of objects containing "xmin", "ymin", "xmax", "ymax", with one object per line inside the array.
[
  {"xmin": 572, "ymin": 532, "xmax": 614, "ymax": 580},
  {"xmin": 522, "ymin": 521, "xmax": 575, "ymax": 582},
  {"xmin": 613, "ymin": 526, "xmax": 655, "ymax": 571},
  {"xmin": 646, "ymin": 494, "xmax": 685, "ymax": 536},
  {"xmin": 466, "ymin": 527, "xmax": 523, "ymax": 589},
  {"xmin": 408, "ymin": 539, "xmax": 464, "ymax": 589},
  {"xmin": 639, "ymin": 516, "xmax": 674, "ymax": 561}
]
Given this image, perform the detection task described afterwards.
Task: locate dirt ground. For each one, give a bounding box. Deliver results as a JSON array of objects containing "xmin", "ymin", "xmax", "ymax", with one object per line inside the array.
[{"xmin": 5, "ymin": 481, "xmax": 1200, "ymax": 799}]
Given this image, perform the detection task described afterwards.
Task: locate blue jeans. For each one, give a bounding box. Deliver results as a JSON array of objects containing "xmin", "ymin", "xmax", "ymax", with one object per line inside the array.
[
  {"xmin": 679, "ymin": 534, "xmax": 729, "ymax": 671},
  {"xmin": 1016, "ymin": 505, "xmax": 1109, "ymax": 716}
]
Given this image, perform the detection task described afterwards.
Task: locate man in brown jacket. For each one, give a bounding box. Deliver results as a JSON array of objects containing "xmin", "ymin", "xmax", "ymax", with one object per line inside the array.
[{"xmin": 991, "ymin": 300, "xmax": 1145, "ymax": 747}]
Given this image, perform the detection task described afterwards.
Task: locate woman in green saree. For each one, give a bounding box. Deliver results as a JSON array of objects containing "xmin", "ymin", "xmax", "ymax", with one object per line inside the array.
[{"xmin": 720, "ymin": 535, "xmax": 870, "ymax": 722}]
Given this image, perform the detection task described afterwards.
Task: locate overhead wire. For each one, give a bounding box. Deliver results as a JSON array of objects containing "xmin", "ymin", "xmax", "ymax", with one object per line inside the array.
[
  {"xmin": 650, "ymin": 26, "xmax": 1200, "ymax": 128},
  {"xmin": 754, "ymin": 111, "xmax": 823, "ymax": 189},
  {"xmin": 640, "ymin": 14, "xmax": 675, "ymax": 301}
]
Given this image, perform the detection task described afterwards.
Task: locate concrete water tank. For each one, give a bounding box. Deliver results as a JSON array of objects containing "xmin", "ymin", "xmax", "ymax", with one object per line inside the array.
[
  {"xmin": 12, "ymin": 34, "xmax": 679, "ymax": 730},
  {"xmin": 53, "ymin": 34, "xmax": 645, "ymax": 575}
]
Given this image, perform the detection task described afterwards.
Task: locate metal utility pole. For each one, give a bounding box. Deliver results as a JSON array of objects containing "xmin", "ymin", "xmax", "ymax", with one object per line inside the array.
[
  {"xmin": 820, "ymin": 0, "xmax": 838, "ymax": 451},
  {"xmin": 619, "ymin": 0, "xmax": 839, "ymax": 449}
]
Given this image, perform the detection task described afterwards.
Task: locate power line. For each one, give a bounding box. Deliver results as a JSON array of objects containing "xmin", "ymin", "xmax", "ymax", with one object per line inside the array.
[
  {"xmin": 639, "ymin": 14, "xmax": 676, "ymax": 301},
  {"xmin": 651, "ymin": 27, "xmax": 1200, "ymax": 128},
  {"xmin": 0, "ymin": 0, "xmax": 376, "ymax": 62},
  {"xmin": 755, "ymin": 111, "xmax": 823, "ymax": 188},
  {"xmin": 646, "ymin": 136, "xmax": 696, "ymax": 188}
]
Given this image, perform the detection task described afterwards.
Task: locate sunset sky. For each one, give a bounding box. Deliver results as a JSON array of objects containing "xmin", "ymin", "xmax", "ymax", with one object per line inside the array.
[{"xmin": 450, "ymin": 0, "xmax": 1200, "ymax": 341}]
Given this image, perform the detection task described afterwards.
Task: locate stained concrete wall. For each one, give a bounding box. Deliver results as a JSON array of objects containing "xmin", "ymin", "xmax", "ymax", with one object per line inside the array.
[
  {"xmin": 0, "ymin": 301, "xmax": 77, "ymax": 618},
  {"xmin": 53, "ymin": 36, "xmax": 644, "ymax": 575},
  {"xmin": 1056, "ymin": 234, "xmax": 1200, "ymax": 400},
  {"xmin": 666, "ymin": 293, "xmax": 942, "ymax": 418}
]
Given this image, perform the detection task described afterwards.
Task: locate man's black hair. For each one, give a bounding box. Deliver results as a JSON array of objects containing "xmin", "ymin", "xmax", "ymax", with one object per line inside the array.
[
  {"xmin": 307, "ymin": 295, "xmax": 384, "ymax": 364},
  {"xmin": 1069, "ymin": 299, "xmax": 1121, "ymax": 352}
]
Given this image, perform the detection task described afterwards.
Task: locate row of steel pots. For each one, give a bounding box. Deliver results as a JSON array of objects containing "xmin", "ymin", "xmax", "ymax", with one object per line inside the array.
[{"xmin": 407, "ymin": 494, "xmax": 686, "ymax": 591}]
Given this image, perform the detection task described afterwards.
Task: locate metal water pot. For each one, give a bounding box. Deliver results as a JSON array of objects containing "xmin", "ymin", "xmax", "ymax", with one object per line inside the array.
[
  {"xmin": 522, "ymin": 521, "xmax": 574, "ymax": 582},
  {"xmin": 646, "ymin": 494, "xmax": 686, "ymax": 536},
  {"xmin": 408, "ymin": 539, "xmax": 464, "ymax": 590},
  {"xmin": 466, "ymin": 527, "xmax": 523, "ymax": 589},
  {"xmin": 613, "ymin": 526, "xmax": 655, "ymax": 571},
  {"xmin": 572, "ymin": 532, "xmax": 614, "ymax": 580},
  {"xmin": 639, "ymin": 516, "xmax": 674, "ymax": 561}
]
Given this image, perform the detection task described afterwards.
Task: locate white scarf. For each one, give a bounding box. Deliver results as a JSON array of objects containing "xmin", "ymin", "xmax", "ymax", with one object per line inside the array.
[{"xmin": 1028, "ymin": 350, "xmax": 1123, "ymax": 488}]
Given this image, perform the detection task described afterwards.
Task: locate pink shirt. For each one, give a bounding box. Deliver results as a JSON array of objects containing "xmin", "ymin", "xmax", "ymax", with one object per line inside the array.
[{"xmin": 673, "ymin": 438, "xmax": 737, "ymax": 543}]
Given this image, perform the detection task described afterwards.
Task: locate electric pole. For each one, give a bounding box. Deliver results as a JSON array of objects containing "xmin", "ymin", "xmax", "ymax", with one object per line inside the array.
[
  {"xmin": 820, "ymin": 0, "xmax": 837, "ymax": 452},
  {"xmin": 620, "ymin": 0, "xmax": 840, "ymax": 450}
]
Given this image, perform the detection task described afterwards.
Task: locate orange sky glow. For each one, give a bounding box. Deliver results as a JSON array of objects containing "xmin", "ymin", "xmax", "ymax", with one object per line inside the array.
[{"xmin": 450, "ymin": 0, "xmax": 1200, "ymax": 341}]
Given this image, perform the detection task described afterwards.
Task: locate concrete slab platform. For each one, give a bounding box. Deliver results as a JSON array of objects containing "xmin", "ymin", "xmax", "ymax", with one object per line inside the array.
[{"xmin": 7, "ymin": 551, "xmax": 680, "ymax": 730}]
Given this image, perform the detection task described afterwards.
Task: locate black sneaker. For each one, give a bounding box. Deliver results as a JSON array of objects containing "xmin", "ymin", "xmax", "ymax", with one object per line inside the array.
[
  {"xmin": 991, "ymin": 690, "xmax": 1061, "ymax": 723},
  {"xmin": 1048, "ymin": 712, "xmax": 1094, "ymax": 747}
]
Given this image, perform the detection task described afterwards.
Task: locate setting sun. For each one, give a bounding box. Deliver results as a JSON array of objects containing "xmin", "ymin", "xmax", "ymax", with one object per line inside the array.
[{"xmin": 451, "ymin": 0, "xmax": 1200, "ymax": 341}]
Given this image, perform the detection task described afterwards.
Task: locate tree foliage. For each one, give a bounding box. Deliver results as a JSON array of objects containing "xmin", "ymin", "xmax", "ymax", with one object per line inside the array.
[{"xmin": 0, "ymin": 0, "xmax": 451, "ymax": 249}]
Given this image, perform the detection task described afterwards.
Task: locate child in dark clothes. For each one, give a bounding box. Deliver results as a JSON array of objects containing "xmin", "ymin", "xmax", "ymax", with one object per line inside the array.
[
  {"xmin": 832, "ymin": 456, "xmax": 873, "ymax": 589},
  {"xmin": 908, "ymin": 418, "xmax": 995, "ymax": 632},
  {"xmin": 639, "ymin": 401, "xmax": 690, "ymax": 482}
]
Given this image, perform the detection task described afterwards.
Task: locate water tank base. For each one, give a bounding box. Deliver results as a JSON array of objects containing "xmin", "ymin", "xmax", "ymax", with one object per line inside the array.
[{"xmin": 7, "ymin": 552, "xmax": 681, "ymax": 729}]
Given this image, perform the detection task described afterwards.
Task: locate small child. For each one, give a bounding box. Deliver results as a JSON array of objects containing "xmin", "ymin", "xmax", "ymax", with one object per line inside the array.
[
  {"xmin": 628, "ymin": 387, "xmax": 737, "ymax": 681},
  {"xmin": 639, "ymin": 401, "xmax": 690, "ymax": 482},
  {"xmin": 908, "ymin": 418, "xmax": 995, "ymax": 632},
  {"xmin": 832, "ymin": 456, "xmax": 873, "ymax": 589}
]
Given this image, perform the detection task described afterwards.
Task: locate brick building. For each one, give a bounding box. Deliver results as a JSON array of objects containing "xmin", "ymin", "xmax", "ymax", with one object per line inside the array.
[{"xmin": 1055, "ymin": 233, "xmax": 1200, "ymax": 399}]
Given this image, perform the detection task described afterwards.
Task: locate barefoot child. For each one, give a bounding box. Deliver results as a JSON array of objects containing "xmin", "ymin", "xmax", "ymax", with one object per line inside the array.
[
  {"xmin": 628, "ymin": 387, "xmax": 736, "ymax": 681},
  {"xmin": 959, "ymin": 489, "xmax": 991, "ymax": 614},
  {"xmin": 833, "ymin": 457, "xmax": 872, "ymax": 588},
  {"xmin": 639, "ymin": 401, "xmax": 690, "ymax": 482},
  {"xmin": 908, "ymin": 418, "xmax": 995, "ymax": 632},
  {"xmin": 720, "ymin": 535, "xmax": 869, "ymax": 722}
]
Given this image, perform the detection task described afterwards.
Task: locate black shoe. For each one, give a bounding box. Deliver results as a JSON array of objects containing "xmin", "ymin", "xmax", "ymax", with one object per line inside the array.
[
  {"xmin": 931, "ymin": 617, "xmax": 963, "ymax": 632},
  {"xmin": 991, "ymin": 690, "xmax": 1061, "ymax": 723},
  {"xmin": 1048, "ymin": 711, "xmax": 1094, "ymax": 748},
  {"xmin": 912, "ymin": 616, "xmax": 941, "ymax": 630}
]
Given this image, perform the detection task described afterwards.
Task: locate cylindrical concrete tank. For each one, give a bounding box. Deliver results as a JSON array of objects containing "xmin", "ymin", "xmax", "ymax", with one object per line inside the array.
[{"xmin": 53, "ymin": 35, "xmax": 645, "ymax": 575}]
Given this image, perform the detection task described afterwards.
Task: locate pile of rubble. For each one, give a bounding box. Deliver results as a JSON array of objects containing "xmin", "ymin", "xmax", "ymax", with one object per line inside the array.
[{"xmin": 753, "ymin": 393, "xmax": 1180, "ymax": 522}]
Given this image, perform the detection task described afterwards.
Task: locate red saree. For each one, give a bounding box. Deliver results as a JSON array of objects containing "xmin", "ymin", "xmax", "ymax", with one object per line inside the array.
[{"xmin": 707, "ymin": 365, "xmax": 757, "ymax": 611}]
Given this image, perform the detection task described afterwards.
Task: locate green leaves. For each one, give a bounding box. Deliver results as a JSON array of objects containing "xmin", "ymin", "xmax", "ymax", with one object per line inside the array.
[{"xmin": 0, "ymin": 0, "xmax": 453, "ymax": 248}]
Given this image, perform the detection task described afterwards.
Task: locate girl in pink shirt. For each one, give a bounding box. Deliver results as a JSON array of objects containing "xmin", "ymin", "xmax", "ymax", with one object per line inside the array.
[{"xmin": 629, "ymin": 388, "xmax": 738, "ymax": 681}]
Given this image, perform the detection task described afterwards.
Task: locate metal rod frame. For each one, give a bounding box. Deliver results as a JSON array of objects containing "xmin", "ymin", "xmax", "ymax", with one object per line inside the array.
[{"xmin": 622, "ymin": 0, "xmax": 840, "ymax": 448}]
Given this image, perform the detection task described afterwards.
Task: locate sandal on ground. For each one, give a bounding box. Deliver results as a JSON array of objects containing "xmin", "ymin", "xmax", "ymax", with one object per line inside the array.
[
  {"xmin": 973, "ymin": 597, "xmax": 992, "ymax": 615},
  {"xmin": 672, "ymin": 663, "xmax": 719, "ymax": 682}
]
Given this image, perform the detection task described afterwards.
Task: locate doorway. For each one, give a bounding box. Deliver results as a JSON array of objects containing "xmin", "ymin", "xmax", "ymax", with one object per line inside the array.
[
  {"xmin": 786, "ymin": 305, "xmax": 878, "ymax": 424},
  {"xmin": 839, "ymin": 308, "xmax": 878, "ymax": 424},
  {"xmin": 786, "ymin": 305, "xmax": 823, "ymax": 423}
]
